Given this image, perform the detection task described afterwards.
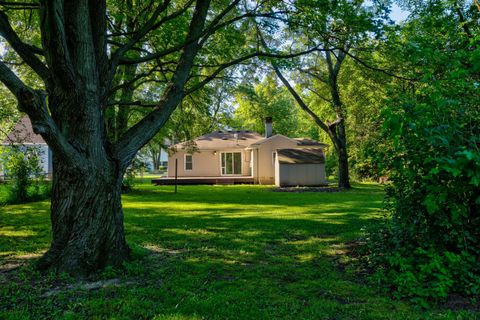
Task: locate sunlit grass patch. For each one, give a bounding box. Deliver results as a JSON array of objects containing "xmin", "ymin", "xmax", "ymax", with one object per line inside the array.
[{"xmin": 0, "ymin": 182, "xmax": 476, "ymax": 319}]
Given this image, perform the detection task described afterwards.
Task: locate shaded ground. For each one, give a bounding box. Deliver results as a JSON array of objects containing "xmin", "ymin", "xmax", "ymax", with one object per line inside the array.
[{"xmin": 0, "ymin": 182, "xmax": 477, "ymax": 319}]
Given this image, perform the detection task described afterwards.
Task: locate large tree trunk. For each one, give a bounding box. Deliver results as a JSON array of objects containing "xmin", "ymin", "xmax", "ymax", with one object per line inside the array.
[
  {"xmin": 37, "ymin": 158, "xmax": 130, "ymax": 276},
  {"xmin": 327, "ymin": 50, "xmax": 351, "ymax": 189},
  {"xmin": 272, "ymin": 48, "xmax": 352, "ymax": 189},
  {"xmin": 0, "ymin": 0, "xmax": 212, "ymax": 277},
  {"xmin": 328, "ymin": 120, "xmax": 351, "ymax": 189}
]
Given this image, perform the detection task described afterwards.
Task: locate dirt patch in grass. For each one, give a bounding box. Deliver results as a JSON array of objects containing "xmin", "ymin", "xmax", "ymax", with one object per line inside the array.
[
  {"xmin": 42, "ymin": 278, "xmax": 136, "ymax": 297},
  {"xmin": 273, "ymin": 186, "xmax": 346, "ymax": 193},
  {"xmin": 0, "ymin": 253, "xmax": 42, "ymax": 274}
]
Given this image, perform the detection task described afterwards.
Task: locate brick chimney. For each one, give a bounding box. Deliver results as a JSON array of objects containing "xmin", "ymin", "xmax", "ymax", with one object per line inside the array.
[{"xmin": 265, "ymin": 117, "xmax": 273, "ymax": 138}]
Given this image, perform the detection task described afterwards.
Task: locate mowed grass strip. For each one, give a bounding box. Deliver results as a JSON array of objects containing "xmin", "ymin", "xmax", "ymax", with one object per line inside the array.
[{"xmin": 0, "ymin": 183, "xmax": 476, "ymax": 319}]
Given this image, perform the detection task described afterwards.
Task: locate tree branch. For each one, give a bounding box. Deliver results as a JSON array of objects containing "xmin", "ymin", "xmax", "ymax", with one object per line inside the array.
[
  {"xmin": 118, "ymin": 11, "xmax": 284, "ymax": 65},
  {"xmin": 0, "ymin": 60, "xmax": 82, "ymax": 165},
  {"xmin": 110, "ymin": 0, "xmax": 194, "ymax": 68},
  {"xmin": 40, "ymin": 0, "xmax": 76, "ymax": 89},
  {"xmin": 273, "ymin": 64, "xmax": 330, "ymax": 134},
  {"xmin": 185, "ymin": 45, "xmax": 326, "ymax": 95},
  {"xmin": 108, "ymin": 100, "xmax": 158, "ymax": 108},
  {"xmin": 113, "ymin": 0, "xmax": 212, "ymax": 169},
  {"xmin": 306, "ymin": 87, "xmax": 332, "ymax": 104},
  {"xmin": 344, "ymin": 51, "xmax": 418, "ymax": 82},
  {"xmin": 0, "ymin": 11, "xmax": 50, "ymax": 81},
  {"xmin": 0, "ymin": 2, "xmax": 39, "ymax": 9}
]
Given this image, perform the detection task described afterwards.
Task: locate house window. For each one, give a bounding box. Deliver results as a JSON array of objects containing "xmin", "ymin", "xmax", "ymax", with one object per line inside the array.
[
  {"xmin": 221, "ymin": 152, "xmax": 242, "ymax": 175},
  {"xmin": 185, "ymin": 154, "xmax": 193, "ymax": 171}
]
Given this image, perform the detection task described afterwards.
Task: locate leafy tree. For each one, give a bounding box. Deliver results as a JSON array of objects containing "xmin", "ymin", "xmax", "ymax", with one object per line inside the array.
[
  {"xmin": 232, "ymin": 74, "xmax": 301, "ymax": 136},
  {"xmin": 366, "ymin": 0, "xmax": 480, "ymax": 302},
  {"xmin": 262, "ymin": 0, "xmax": 386, "ymax": 188},
  {"xmin": 0, "ymin": 0, "xmax": 313, "ymax": 276},
  {"xmin": 137, "ymin": 79, "xmax": 235, "ymax": 171}
]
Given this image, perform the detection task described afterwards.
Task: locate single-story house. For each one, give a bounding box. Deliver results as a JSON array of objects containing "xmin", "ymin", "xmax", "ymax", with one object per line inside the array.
[
  {"xmin": 167, "ymin": 118, "xmax": 328, "ymax": 186},
  {"xmin": 1, "ymin": 116, "xmax": 52, "ymax": 177}
]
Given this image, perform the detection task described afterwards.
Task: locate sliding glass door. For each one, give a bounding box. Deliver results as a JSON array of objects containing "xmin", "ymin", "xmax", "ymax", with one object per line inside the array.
[{"xmin": 221, "ymin": 152, "xmax": 242, "ymax": 175}]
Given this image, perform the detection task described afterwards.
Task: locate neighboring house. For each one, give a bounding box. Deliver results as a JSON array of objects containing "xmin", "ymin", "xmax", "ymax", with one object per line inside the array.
[
  {"xmin": 1, "ymin": 116, "xmax": 52, "ymax": 177},
  {"xmin": 137, "ymin": 148, "xmax": 169, "ymax": 172},
  {"xmin": 167, "ymin": 118, "xmax": 328, "ymax": 186}
]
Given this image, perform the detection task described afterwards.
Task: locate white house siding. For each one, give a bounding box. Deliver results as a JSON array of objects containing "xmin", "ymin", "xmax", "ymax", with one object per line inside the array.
[
  {"xmin": 160, "ymin": 148, "xmax": 168, "ymax": 167},
  {"xmin": 0, "ymin": 144, "xmax": 51, "ymax": 177},
  {"xmin": 275, "ymin": 163, "xmax": 327, "ymax": 187},
  {"xmin": 252, "ymin": 135, "xmax": 298, "ymax": 185},
  {"xmin": 167, "ymin": 149, "xmax": 252, "ymax": 177},
  {"xmin": 38, "ymin": 145, "xmax": 50, "ymax": 174}
]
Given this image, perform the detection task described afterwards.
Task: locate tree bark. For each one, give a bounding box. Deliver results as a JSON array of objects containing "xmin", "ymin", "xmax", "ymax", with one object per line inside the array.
[
  {"xmin": 37, "ymin": 156, "xmax": 130, "ymax": 276},
  {"xmin": 326, "ymin": 50, "xmax": 351, "ymax": 189},
  {"xmin": 330, "ymin": 121, "xmax": 350, "ymax": 189}
]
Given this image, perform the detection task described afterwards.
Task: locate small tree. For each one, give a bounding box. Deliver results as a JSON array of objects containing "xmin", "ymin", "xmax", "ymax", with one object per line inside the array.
[{"xmin": 1, "ymin": 146, "xmax": 44, "ymax": 203}]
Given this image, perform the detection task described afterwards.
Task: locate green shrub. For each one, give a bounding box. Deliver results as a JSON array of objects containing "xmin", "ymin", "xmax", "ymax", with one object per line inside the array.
[
  {"xmin": 365, "ymin": 4, "xmax": 480, "ymax": 304},
  {"xmin": 122, "ymin": 158, "xmax": 147, "ymax": 193},
  {"xmin": 324, "ymin": 151, "xmax": 338, "ymax": 178},
  {"xmin": 1, "ymin": 146, "xmax": 50, "ymax": 203}
]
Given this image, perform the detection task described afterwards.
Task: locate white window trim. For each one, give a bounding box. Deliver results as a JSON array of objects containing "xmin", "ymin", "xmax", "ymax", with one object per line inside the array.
[
  {"xmin": 184, "ymin": 154, "xmax": 193, "ymax": 171},
  {"xmin": 220, "ymin": 151, "xmax": 243, "ymax": 176}
]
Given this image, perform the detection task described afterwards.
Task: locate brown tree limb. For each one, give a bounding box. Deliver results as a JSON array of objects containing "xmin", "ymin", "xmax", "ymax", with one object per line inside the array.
[
  {"xmin": 344, "ymin": 51, "xmax": 418, "ymax": 81},
  {"xmin": 108, "ymin": 100, "xmax": 158, "ymax": 108},
  {"xmin": 114, "ymin": 0, "xmax": 212, "ymax": 169},
  {"xmin": 110, "ymin": 0, "xmax": 193, "ymax": 69},
  {"xmin": 118, "ymin": 11, "xmax": 285, "ymax": 66},
  {"xmin": 272, "ymin": 64, "xmax": 331, "ymax": 135},
  {"xmin": 39, "ymin": 0, "xmax": 76, "ymax": 89},
  {"xmin": 0, "ymin": 60, "xmax": 81, "ymax": 165},
  {"xmin": 0, "ymin": 2, "xmax": 39, "ymax": 9},
  {"xmin": 184, "ymin": 46, "xmax": 327, "ymax": 95},
  {"xmin": 0, "ymin": 11, "xmax": 50, "ymax": 81}
]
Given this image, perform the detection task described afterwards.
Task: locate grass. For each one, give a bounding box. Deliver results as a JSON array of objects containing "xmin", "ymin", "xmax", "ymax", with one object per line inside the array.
[{"xmin": 0, "ymin": 182, "xmax": 477, "ymax": 319}]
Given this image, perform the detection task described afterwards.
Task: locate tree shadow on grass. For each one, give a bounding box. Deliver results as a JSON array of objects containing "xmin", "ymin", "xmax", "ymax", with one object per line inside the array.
[{"xmin": 0, "ymin": 184, "xmax": 412, "ymax": 320}]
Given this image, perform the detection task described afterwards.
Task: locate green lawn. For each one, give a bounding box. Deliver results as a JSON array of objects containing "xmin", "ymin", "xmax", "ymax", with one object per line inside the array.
[{"xmin": 0, "ymin": 182, "xmax": 476, "ymax": 319}]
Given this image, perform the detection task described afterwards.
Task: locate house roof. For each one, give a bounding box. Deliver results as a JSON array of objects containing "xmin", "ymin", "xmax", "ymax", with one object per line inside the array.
[
  {"xmin": 174, "ymin": 130, "xmax": 265, "ymax": 150},
  {"xmin": 250, "ymin": 134, "xmax": 294, "ymax": 146},
  {"xmin": 293, "ymin": 138, "xmax": 328, "ymax": 148},
  {"xmin": 277, "ymin": 148, "xmax": 325, "ymax": 164},
  {"xmin": 3, "ymin": 116, "xmax": 46, "ymax": 145},
  {"xmin": 250, "ymin": 134, "xmax": 327, "ymax": 148}
]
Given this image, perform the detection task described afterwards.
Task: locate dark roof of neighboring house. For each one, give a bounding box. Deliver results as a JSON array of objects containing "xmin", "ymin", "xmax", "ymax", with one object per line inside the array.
[
  {"xmin": 3, "ymin": 116, "xmax": 46, "ymax": 145},
  {"xmin": 175, "ymin": 130, "xmax": 265, "ymax": 150},
  {"xmin": 250, "ymin": 135, "xmax": 328, "ymax": 148},
  {"xmin": 277, "ymin": 148, "xmax": 325, "ymax": 164},
  {"xmin": 293, "ymin": 138, "xmax": 328, "ymax": 148}
]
